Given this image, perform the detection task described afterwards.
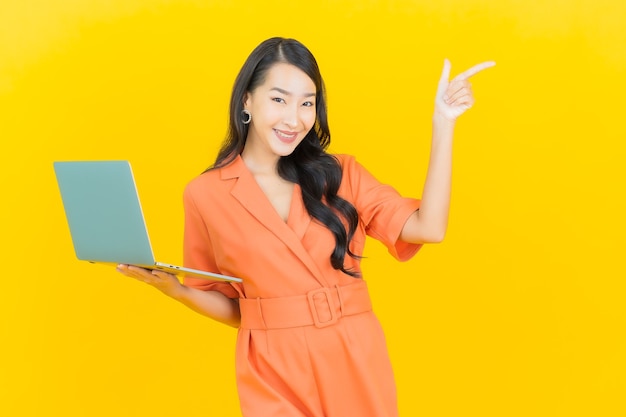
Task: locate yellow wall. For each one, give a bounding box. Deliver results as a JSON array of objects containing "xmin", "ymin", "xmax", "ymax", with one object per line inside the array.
[{"xmin": 1, "ymin": 1, "xmax": 624, "ymax": 416}]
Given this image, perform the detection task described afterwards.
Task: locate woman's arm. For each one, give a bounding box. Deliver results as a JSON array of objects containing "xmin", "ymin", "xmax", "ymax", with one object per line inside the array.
[
  {"xmin": 116, "ymin": 265, "xmax": 241, "ymax": 328},
  {"xmin": 400, "ymin": 59, "xmax": 495, "ymax": 244}
]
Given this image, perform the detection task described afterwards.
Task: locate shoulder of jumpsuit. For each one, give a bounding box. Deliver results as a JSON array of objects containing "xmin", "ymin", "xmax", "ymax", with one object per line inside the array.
[
  {"xmin": 330, "ymin": 153, "xmax": 368, "ymax": 193},
  {"xmin": 330, "ymin": 153, "xmax": 353, "ymax": 167},
  {"xmin": 331, "ymin": 153, "xmax": 367, "ymax": 177},
  {"xmin": 331, "ymin": 153, "xmax": 359, "ymax": 183},
  {"xmin": 183, "ymin": 155, "xmax": 246, "ymax": 196}
]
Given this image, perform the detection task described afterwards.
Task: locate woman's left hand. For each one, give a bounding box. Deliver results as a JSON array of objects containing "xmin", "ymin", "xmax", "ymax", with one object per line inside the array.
[{"xmin": 435, "ymin": 59, "xmax": 496, "ymax": 122}]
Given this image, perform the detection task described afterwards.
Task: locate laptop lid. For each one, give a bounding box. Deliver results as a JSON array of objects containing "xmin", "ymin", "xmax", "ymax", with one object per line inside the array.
[
  {"xmin": 54, "ymin": 160, "xmax": 243, "ymax": 283},
  {"xmin": 54, "ymin": 160, "xmax": 160, "ymax": 266}
]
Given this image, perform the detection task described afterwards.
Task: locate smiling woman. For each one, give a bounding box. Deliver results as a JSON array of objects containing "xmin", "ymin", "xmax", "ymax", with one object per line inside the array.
[
  {"xmin": 242, "ymin": 63, "xmax": 317, "ymax": 160},
  {"xmin": 4, "ymin": 0, "xmax": 625, "ymax": 414},
  {"xmin": 115, "ymin": 36, "xmax": 494, "ymax": 417}
]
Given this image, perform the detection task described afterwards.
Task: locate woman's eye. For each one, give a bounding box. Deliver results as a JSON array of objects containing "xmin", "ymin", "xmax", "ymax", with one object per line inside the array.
[
  {"xmin": 272, "ymin": 97, "xmax": 285, "ymax": 103},
  {"xmin": 302, "ymin": 101, "xmax": 314, "ymax": 107}
]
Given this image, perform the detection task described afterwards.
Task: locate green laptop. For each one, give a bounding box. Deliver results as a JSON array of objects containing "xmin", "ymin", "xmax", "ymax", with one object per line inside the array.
[{"xmin": 53, "ymin": 160, "xmax": 241, "ymax": 282}]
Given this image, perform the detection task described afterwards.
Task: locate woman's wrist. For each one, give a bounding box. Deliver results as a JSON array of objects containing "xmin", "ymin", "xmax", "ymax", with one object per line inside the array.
[{"xmin": 433, "ymin": 111, "xmax": 456, "ymax": 130}]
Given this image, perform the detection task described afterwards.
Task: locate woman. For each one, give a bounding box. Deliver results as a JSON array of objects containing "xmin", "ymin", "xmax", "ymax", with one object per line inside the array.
[{"xmin": 118, "ymin": 37, "xmax": 494, "ymax": 416}]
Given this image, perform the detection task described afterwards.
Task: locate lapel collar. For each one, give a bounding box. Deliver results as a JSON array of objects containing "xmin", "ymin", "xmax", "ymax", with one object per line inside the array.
[{"xmin": 222, "ymin": 156, "xmax": 328, "ymax": 286}]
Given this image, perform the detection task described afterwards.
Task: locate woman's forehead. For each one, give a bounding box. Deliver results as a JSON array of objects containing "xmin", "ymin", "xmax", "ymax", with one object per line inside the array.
[{"xmin": 259, "ymin": 63, "xmax": 316, "ymax": 95}]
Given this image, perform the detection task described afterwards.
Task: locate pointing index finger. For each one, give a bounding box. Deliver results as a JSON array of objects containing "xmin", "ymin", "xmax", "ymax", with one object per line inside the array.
[{"xmin": 454, "ymin": 61, "xmax": 496, "ymax": 81}]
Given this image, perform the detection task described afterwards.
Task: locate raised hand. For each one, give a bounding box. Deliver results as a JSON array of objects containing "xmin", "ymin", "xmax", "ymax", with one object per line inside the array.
[{"xmin": 435, "ymin": 59, "xmax": 496, "ymax": 122}]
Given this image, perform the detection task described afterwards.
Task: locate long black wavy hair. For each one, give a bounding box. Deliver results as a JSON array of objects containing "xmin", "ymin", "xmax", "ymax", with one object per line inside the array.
[{"xmin": 209, "ymin": 37, "xmax": 360, "ymax": 277}]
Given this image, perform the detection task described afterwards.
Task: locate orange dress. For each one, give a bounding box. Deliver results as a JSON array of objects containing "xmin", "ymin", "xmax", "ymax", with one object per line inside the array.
[{"xmin": 183, "ymin": 154, "xmax": 421, "ymax": 417}]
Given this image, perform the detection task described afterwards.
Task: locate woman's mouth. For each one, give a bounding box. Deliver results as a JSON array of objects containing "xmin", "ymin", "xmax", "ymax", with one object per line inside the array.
[{"xmin": 274, "ymin": 129, "xmax": 298, "ymax": 144}]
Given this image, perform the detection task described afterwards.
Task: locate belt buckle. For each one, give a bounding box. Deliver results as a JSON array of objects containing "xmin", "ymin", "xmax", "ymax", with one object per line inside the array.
[{"xmin": 307, "ymin": 288, "xmax": 338, "ymax": 328}]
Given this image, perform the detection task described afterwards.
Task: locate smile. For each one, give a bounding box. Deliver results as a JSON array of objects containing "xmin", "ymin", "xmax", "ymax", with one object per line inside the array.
[{"xmin": 274, "ymin": 129, "xmax": 298, "ymax": 143}]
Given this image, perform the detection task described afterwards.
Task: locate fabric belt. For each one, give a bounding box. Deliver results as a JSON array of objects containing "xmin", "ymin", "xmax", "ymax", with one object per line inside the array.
[{"xmin": 239, "ymin": 280, "xmax": 372, "ymax": 330}]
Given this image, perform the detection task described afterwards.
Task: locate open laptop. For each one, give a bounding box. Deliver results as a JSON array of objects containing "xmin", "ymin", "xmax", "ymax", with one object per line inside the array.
[{"xmin": 53, "ymin": 160, "xmax": 242, "ymax": 283}]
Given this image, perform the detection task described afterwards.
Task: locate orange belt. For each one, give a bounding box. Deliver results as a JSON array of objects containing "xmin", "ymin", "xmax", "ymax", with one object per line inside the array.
[{"xmin": 239, "ymin": 280, "xmax": 373, "ymax": 330}]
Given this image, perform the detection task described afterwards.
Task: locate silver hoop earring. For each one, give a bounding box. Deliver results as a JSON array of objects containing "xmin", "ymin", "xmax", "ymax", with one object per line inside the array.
[{"xmin": 241, "ymin": 109, "xmax": 252, "ymax": 125}]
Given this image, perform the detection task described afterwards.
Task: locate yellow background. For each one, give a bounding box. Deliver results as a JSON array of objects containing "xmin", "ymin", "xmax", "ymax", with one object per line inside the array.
[{"xmin": 1, "ymin": 0, "xmax": 624, "ymax": 416}]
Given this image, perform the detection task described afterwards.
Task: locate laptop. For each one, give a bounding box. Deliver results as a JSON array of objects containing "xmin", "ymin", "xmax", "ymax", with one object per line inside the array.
[{"xmin": 53, "ymin": 160, "xmax": 242, "ymax": 283}]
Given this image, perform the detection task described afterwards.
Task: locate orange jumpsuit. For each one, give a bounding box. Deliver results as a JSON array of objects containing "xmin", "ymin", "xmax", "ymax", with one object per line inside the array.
[{"xmin": 183, "ymin": 154, "xmax": 421, "ymax": 417}]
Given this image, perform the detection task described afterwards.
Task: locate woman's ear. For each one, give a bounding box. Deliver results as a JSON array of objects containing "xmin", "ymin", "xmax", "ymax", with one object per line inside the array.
[{"xmin": 243, "ymin": 92, "xmax": 250, "ymax": 109}]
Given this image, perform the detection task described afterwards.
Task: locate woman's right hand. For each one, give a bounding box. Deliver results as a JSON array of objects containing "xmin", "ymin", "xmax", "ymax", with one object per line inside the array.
[
  {"xmin": 116, "ymin": 264, "xmax": 184, "ymax": 298},
  {"xmin": 117, "ymin": 264, "xmax": 241, "ymax": 327},
  {"xmin": 434, "ymin": 59, "xmax": 496, "ymax": 122}
]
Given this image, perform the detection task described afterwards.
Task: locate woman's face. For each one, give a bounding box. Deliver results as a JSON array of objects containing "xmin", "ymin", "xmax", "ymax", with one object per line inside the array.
[{"xmin": 243, "ymin": 63, "xmax": 317, "ymax": 162}]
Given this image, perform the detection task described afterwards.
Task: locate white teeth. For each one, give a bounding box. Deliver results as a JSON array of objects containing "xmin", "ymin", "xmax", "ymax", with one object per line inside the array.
[{"xmin": 276, "ymin": 130, "xmax": 296, "ymax": 139}]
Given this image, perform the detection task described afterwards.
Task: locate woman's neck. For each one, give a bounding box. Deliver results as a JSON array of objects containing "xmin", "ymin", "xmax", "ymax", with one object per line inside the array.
[{"xmin": 241, "ymin": 145, "xmax": 280, "ymax": 176}]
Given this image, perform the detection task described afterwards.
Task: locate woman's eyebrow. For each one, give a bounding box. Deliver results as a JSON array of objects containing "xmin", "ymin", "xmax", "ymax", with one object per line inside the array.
[{"xmin": 270, "ymin": 87, "xmax": 315, "ymax": 98}]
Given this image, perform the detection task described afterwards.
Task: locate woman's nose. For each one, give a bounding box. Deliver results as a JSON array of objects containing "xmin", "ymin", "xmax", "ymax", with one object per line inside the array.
[{"xmin": 282, "ymin": 105, "xmax": 299, "ymax": 128}]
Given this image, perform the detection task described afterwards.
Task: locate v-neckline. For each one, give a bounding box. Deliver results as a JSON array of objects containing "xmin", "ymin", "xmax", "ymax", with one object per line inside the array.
[
  {"xmin": 247, "ymin": 169, "xmax": 309, "ymax": 237},
  {"xmin": 239, "ymin": 158, "xmax": 300, "ymax": 226},
  {"xmin": 225, "ymin": 156, "xmax": 326, "ymax": 284}
]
